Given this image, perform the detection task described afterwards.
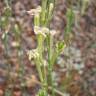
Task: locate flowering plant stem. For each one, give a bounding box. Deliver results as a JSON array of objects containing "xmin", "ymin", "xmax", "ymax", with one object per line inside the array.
[
  {"xmin": 27, "ymin": 0, "xmax": 75, "ymax": 95},
  {"xmin": 39, "ymin": 0, "xmax": 56, "ymax": 95},
  {"xmin": 47, "ymin": 34, "xmax": 55, "ymax": 95},
  {"xmin": 27, "ymin": 0, "xmax": 56, "ymax": 95}
]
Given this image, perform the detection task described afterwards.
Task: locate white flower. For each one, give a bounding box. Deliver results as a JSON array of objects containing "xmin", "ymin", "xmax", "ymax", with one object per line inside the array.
[
  {"xmin": 34, "ymin": 26, "xmax": 57, "ymax": 37},
  {"xmin": 27, "ymin": 9, "xmax": 37, "ymax": 15},
  {"xmin": 42, "ymin": 27, "xmax": 49, "ymax": 34},
  {"xmin": 34, "ymin": 26, "xmax": 48, "ymax": 37},
  {"xmin": 27, "ymin": 49, "xmax": 39, "ymax": 60},
  {"xmin": 34, "ymin": 26, "xmax": 41, "ymax": 34},
  {"xmin": 27, "ymin": 6, "xmax": 41, "ymax": 16}
]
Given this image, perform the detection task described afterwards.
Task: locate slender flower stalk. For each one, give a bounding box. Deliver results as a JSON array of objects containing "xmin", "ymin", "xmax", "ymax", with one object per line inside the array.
[
  {"xmin": 27, "ymin": 0, "xmax": 74, "ymax": 95},
  {"xmin": 27, "ymin": 0, "xmax": 66, "ymax": 95}
]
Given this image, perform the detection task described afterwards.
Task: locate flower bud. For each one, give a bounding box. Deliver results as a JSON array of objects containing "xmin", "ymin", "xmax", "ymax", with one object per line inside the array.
[{"xmin": 27, "ymin": 49, "xmax": 39, "ymax": 60}]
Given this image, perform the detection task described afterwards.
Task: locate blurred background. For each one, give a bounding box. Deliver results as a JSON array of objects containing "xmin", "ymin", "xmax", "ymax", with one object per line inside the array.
[{"xmin": 0, "ymin": 0, "xmax": 96, "ymax": 96}]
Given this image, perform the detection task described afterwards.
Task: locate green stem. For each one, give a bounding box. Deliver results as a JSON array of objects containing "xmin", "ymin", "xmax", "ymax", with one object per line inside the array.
[
  {"xmin": 47, "ymin": 34, "xmax": 55, "ymax": 96},
  {"xmin": 37, "ymin": 34, "xmax": 48, "ymax": 94}
]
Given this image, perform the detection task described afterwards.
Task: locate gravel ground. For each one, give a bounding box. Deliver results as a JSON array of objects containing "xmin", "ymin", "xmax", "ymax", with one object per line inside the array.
[{"xmin": 0, "ymin": 0, "xmax": 96, "ymax": 96}]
